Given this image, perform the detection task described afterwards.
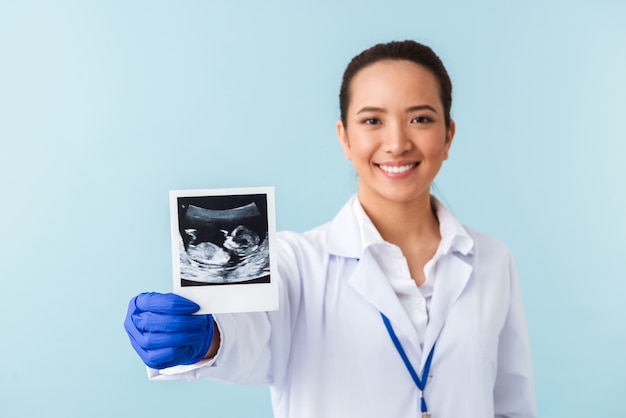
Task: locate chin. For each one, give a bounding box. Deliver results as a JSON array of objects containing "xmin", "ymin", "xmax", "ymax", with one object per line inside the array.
[{"xmin": 363, "ymin": 188, "xmax": 430, "ymax": 207}]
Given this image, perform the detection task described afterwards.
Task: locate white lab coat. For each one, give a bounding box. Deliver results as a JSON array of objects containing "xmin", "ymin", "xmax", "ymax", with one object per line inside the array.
[{"xmin": 151, "ymin": 196, "xmax": 536, "ymax": 418}]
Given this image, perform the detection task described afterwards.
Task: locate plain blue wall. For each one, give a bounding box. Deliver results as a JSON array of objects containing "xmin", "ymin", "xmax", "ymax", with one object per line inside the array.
[{"xmin": 1, "ymin": 1, "xmax": 625, "ymax": 417}]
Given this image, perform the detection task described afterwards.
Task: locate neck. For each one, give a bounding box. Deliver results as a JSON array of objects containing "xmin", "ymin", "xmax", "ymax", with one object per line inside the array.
[{"xmin": 358, "ymin": 192, "xmax": 440, "ymax": 248}]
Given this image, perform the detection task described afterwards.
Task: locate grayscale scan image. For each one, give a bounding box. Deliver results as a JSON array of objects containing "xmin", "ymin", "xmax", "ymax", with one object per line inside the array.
[{"xmin": 176, "ymin": 194, "xmax": 270, "ymax": 286}]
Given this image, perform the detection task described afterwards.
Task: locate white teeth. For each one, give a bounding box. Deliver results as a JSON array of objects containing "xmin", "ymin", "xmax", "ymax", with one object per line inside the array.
[{"xmin": 379, "ymin": 163, "xmax": 415, "ymax": 174}]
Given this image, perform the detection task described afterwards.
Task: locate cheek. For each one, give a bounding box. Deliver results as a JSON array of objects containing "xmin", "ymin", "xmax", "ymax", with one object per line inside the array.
[
  {"xmin": 421, "ymin": 133, "xmax": 450, "ymax": 157},
  {"xmin": 350, "ymin": 141, "xmax": 378, "ymax": 166},
  {"xmin": 344, "ymin": 131, "xmax": 376, "ymax": 157}
]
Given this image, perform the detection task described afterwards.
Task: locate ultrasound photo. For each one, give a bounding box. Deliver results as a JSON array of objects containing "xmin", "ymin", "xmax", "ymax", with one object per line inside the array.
[{"xmin": 176, "ymin": 194, "xmax": 270, "ymax": 286}]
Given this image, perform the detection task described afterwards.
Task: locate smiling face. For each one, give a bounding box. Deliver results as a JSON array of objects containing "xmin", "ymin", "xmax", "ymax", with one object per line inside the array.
[{"xmin": 337, "ymin": 59, "xmax": 455, "ymax": 210}]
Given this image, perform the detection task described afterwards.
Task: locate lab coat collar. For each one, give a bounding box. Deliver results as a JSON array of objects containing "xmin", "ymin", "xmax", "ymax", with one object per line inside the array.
[
  {"xmin": 431, "ymin": 196, "xmax": 474, "ymax": 257},
  {"xmin": 326, "ymin": 195, "xmax": 474, "ymax": 258},
  {"xmin": 326, "ymin": 195, "xmax": 362, "ymax": 259}
]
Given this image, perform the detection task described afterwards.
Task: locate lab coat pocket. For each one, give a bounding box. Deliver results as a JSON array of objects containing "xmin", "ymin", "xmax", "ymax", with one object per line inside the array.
[{"xmin": 470, "ymin": 335, "xmax": 498, "ymax": 416}]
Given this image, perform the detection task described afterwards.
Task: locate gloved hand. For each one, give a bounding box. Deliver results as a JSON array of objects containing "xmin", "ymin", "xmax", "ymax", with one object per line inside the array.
[{"xmin": 124, "ymin": 292, "xmax": 214, "ymax": 370}]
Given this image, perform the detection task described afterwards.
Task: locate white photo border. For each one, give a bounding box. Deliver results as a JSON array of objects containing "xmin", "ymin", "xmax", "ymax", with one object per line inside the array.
[{"xmin": 169, "ymin": 187, "xmax": 278, "ymax": 314}]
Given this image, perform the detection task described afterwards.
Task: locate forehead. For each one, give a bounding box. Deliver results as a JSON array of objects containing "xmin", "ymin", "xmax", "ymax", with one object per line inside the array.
[{"xmin": 348, "ymin": 59, "xmax": 441, "ymax": 108}]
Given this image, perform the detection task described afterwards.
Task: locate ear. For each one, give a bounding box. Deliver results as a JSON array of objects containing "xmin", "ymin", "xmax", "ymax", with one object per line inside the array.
[
  {"xmin": 443, "ymin": 119, "xmax": 456, "ymax": 160},
  {"xmin": 337, "ymin": 120, "xmax": 352, "ymax": 160}
]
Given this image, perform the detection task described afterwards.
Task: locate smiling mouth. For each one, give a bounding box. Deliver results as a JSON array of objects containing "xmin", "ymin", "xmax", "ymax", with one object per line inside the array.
[{"xmin": 378, "ymin": 163, "xmax": 418, "ymax": 174}]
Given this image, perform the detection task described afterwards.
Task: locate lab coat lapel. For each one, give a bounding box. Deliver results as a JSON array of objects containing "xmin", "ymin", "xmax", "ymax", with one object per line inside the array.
[
  {"xmin": 421, "ymin": 252, "xmax": 473, "ymax": 371},
  {"xmin": 326, "ymin": 197, "xmax": 420, "ymax": 350},
  {"xmin": 347, "ymin": 250, "xmax": 421, "ymax": 350}
]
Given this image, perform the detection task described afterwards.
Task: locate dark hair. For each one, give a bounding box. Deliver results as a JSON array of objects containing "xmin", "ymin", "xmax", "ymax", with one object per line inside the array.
[{"xmin": 339, "ymin": 40, "xmax": 452, "ymax": 129}]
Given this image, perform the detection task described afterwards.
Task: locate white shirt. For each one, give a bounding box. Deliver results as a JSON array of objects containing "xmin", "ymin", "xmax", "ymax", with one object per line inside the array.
[{"xmin": 149, "ymin": 195, "xmax": 536, "ymax": 418}]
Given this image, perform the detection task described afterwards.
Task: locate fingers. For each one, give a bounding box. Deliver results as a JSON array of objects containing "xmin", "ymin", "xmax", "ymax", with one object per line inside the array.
[
  {"xmin": 132, "ymin": 311, "xmax": 210, "ymax": 333},
  {"xmin": 124, "ymin": 292, "xmax": 214, "ymax": 369},
  {"xmin": 127, "ymin": 337, "xmax": 194, "ymax": 370},
  {"xmin": 128, "ymin": 326, "xmax": 208, "ymax": 350},
  {"xmin": 125, "ymin": 316, "xmax": 213, "ymax": 369},
  {"xmin": 133, "ymin": 292, "xmax": 200, "ymax": 315},
  {"xmin": 124, "ymin": 311, "xmax": 211, "ymax": 349}
]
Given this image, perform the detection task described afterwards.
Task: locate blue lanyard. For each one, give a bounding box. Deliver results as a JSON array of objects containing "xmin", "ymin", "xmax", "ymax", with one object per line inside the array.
[{"xmin": 381, "ymin": 312, "xmax": 435, "ymax": 414}]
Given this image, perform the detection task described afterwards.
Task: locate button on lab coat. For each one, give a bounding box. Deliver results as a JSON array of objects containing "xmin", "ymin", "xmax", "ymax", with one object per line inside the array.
[{"xmin": 152, "ymin": 196, "xmax": 537, "ymax": 418}]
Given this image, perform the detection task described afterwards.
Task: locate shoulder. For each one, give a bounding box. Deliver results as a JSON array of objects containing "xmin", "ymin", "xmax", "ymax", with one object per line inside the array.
[
  {"xmin": 465, "ymin": 226, "xmax": 513, "ymax": 259},
  {"xmin": 276, "ymin": 221, "xmax": 332, "ymax": 260},
  {"xmin": 462, "ymin": 226, "xmax": 519, "ymax": 289},
  {"xmin": 275, "ymin": 195, "xmax": 357, "ymax": 259}
]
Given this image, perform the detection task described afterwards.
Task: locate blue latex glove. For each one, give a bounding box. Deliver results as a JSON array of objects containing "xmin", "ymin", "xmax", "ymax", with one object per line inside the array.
[{"xmin": 124, "ymin": 292, "xmax": 214, "ymax": 370}]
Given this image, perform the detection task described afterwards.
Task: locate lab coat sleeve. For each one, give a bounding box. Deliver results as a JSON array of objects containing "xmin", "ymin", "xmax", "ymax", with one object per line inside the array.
[
  {"xmin": 145, "ymin": 233, "xmax": 303, "ymax": 385},
  {"xmin": 493, "ymin": 252, "xmax": 537, "ymax": 418}
]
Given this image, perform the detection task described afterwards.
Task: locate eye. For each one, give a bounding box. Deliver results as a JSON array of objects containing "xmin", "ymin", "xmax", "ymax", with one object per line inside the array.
[
  {"xmin": 411, "ymin": 116, "xmax": 433, "ymax": 124},
  {"xmin": 362, "ymin": 118, "xmax": 381, "ymax": 125}
]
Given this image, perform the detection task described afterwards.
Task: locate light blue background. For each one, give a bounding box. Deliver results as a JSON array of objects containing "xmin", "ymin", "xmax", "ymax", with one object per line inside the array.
[{"xmin": 1, "ymin": 1, "xmax": 624, "ymax": 417}]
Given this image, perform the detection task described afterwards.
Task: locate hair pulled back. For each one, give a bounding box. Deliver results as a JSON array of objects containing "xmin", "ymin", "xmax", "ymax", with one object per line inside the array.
[{"xmin": 339, "ymin": 40, "xmax": 453, "ymax": 129}]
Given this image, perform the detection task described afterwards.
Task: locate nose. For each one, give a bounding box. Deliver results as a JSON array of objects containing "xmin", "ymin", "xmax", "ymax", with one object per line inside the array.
[{"xmin": 382, "ymin": 122, "xmax": 412, "ymax": 155}]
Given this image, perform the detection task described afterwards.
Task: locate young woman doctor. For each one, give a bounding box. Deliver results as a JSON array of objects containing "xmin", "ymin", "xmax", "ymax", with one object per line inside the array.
[{"xmin": 124, "ymin": 40, "xmax": 537, "ymax": 418}]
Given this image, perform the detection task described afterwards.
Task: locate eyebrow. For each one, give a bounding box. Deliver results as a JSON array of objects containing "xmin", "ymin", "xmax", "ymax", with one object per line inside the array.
[{"xmin": 356, "ymin": 104, "xmax": 438, "ymax": 114}]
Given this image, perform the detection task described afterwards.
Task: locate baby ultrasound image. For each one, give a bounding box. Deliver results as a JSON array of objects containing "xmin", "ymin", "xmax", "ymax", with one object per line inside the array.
[{"xmin": 177, "ymin": 196, "xmax": 270, "ymax": 285}]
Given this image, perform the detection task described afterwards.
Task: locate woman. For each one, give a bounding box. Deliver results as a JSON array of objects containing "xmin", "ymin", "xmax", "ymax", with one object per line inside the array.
[{"xmin": 125, "ymin": 40, "xmax": 536, "ymax": 418}]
